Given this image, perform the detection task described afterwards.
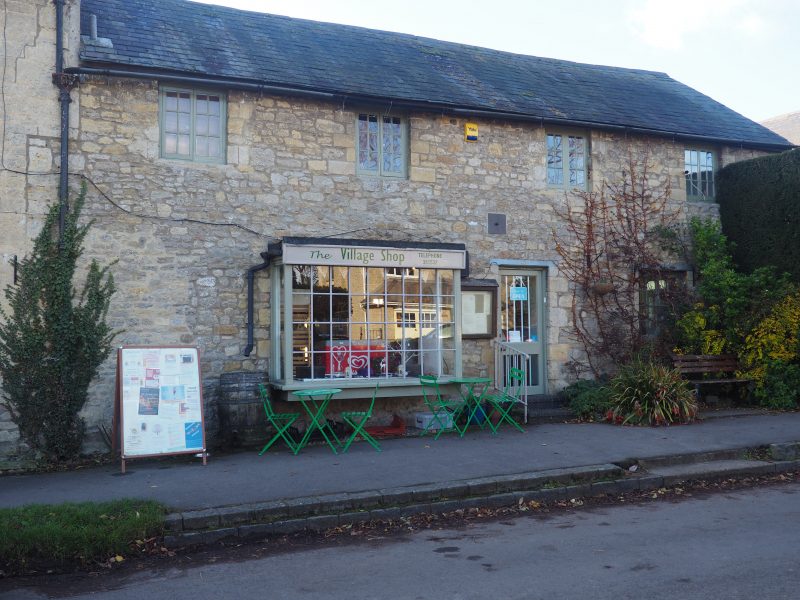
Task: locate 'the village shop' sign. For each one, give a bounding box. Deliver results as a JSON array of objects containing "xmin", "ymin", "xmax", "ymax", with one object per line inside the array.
[{"xmin": 282, "ymin": 243, "xmax": 466, "ymax": 270}]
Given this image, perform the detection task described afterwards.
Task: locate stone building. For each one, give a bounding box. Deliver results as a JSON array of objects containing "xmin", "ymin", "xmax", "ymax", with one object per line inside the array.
[{"xmin": 0, "ymin": 0, "xmax": 792, "ymax": 458}]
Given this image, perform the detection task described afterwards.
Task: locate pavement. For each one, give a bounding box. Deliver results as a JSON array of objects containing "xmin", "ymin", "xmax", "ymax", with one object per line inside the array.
[
  {"xmin": 2, "ymin": 411, "xmax": 799, "ymax": 514},
  {"xmin": 3, "ymin": 410, "xmax": 800, "ymax": 548}
]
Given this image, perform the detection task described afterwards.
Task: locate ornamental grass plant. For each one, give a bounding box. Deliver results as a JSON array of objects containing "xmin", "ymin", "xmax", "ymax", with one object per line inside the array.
[{"xmin": 607, "ymin": 359, "xmax": 697, "ymax": 426}]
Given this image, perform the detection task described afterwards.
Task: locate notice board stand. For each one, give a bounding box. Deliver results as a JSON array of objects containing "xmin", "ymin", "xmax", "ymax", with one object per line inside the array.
[{"xmin": 114, "ymin": 346, "xmax": 208, "ymax": 473}]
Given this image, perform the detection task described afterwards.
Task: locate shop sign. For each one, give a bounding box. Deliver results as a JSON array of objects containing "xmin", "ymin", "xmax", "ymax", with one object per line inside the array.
[
  {"xmin": 282, "ymin": 243, "xmax": 466, "ymax": 269},
  {"xmin": 509, "ymin": 287, "xmax": 528, "ymax": 301}
]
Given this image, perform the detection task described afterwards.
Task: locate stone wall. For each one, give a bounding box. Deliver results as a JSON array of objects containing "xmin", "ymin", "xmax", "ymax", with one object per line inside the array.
[
  {"xmin": 70, "ymin": 81, "xmax": 706, "ymax": 405},
  {"xmin": 0, "ymin": 0, "xmax": 81, "ymax": 460},
  {"xmin": 0, "ymin": 1, "xmax": 775, "ymax": 458}
]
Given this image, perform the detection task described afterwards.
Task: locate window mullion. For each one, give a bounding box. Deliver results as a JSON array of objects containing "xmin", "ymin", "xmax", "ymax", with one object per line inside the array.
[
  {"xmin": 189, "ymin": 90, "xmax": 196, "ymax": 162},
  {"xmin": 377, "ymin": 118, "xmax": 384, "ymax": 176}
]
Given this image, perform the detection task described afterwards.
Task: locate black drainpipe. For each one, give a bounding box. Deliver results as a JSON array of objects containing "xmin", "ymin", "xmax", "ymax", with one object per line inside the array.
[
  {"xmin": 53, "ymin": 0, "xmax": 78, "ymax": 246},
  {"xmin": 242, "ymin": 255, "xmax": 271, "ymax": 356}
]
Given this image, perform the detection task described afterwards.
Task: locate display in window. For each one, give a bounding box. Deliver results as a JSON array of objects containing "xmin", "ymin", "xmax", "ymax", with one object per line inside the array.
[{"xmin": 287, "ymin": 265, "xmax": 455, "ymax": 381}]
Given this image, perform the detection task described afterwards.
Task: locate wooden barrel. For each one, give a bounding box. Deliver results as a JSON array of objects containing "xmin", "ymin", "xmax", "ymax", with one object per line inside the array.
[{"xmin": 217, "ymin": 371, "xmax": 267, "ymax": 449}]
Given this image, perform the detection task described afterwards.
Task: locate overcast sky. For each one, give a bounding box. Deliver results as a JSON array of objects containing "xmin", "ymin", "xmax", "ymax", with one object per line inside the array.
[{"xmin": 194, "ymin": 0, "xmax": 798, "ymax": 123}]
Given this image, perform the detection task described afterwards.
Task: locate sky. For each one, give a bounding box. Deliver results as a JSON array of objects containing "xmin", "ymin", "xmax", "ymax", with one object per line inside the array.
[{"xmin": 193, "ymin": 0, "xmax": 799, "ymax": 123}]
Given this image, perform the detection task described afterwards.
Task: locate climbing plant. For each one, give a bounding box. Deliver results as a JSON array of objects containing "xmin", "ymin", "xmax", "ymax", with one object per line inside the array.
[
  {"xmin": 0, "ymin": 182, "xmax": 116, "ymax": 462},
  {"xmin": 554, "ymin": 149, "xmax": 688, "ymax": 376}
]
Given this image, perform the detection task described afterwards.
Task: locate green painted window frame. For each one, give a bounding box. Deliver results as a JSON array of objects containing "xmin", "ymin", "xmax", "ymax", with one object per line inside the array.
[
  {"xmin": 355, "ymin": 113, "xmax": 408, "ymax": 178},
  {"xmin": 639, "ymin": 269, "xmax": 689, "ymax": 338},
  {"xmin": 684, "ymin": 148, "xmax": 716, "ymax": 201},
  {"xmin": 159, "ymin": 86, "xmax": 227, "ymax": 164},
  {"xmin": 546, "ymin": 131, "xmax": 589, "ymax": 190}
]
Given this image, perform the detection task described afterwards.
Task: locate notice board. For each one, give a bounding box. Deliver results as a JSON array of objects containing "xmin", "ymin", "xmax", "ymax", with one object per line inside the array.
[{"xmin": 115, "ymin": 346, "xmax": 207, "ymax": 472}]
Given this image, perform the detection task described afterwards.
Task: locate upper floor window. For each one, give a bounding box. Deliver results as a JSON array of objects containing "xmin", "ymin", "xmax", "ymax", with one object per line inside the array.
[
  {"xmin": 547, "ymin": 132, "xmax": 587, "ymax": 189},
  {"xmin": 684, "ymin": 149, "xmax": 715, "ymax": 200},
  {"xmin": 160, "ymin": 87, "xmax": 226, "ymax": 163},
  {"xmin": 357, "ymin": 113, "xmax": 407, "ymax": 177}
]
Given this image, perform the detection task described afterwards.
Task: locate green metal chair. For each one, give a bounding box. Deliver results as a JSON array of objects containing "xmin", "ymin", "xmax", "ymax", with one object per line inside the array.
[
  {"xmin": 258, "ymin": 384, "xmax": 301, "ymax": 454},
  {"xmin": 484, "ymin": 368, "xmax": 526, "ymax": 434},
  {"xmin": 340, "ymin": 382, "xmax": 381, "ymax": 452},
  {"xmin": 419, "ymin": 375, "xmax": 467, "ymax": 439}
]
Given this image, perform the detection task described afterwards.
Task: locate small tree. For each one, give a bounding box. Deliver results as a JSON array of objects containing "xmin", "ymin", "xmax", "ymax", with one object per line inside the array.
[{"xmin": 0, "ymin": 182, "xmax": 116, "ymax": 462}]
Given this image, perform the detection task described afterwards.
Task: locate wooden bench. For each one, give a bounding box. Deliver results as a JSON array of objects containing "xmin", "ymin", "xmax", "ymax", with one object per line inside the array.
[{"xmin": 670, "ymin": 353, "xmax": 752, "ymax": 401}]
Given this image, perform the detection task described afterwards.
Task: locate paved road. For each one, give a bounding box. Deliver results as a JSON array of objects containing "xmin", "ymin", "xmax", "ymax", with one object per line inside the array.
[{"xmin": 4, "ymin": 481, "xmax": 800, "ymax": 599}]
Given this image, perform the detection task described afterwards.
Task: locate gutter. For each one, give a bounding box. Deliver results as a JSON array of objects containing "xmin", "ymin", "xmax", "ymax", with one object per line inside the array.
[
  {"xmin": 53, "ymin": 0, "xmax": 72, "ymax": 243},
  {"xmin": 66, "ymin": 65, "xmax": 795, "ymax": 153},
  {"xmin": 242, "ymin": 253, "xmax": 272, "ymax": 357}
]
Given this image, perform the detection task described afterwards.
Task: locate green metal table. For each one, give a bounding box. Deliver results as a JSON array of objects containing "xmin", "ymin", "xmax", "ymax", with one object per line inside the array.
[
  {"xmin": 450, "ymin": 377, "xmax": 492, "ymax": 436},
  {"xmin": 291, "ymin": 388, "xmax": 342, "ymax": 454}
]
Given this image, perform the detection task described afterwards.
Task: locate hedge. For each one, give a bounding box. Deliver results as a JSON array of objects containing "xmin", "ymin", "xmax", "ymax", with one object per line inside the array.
[{"xmin": 717, "ymin": 148, "xmax": 800, "ymax": 282}]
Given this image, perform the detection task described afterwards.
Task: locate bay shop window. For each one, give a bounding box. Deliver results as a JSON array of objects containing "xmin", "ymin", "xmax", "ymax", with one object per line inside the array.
[{"xmin": 269, "ymin": 239, "xmax": 467, "ymax": 389}]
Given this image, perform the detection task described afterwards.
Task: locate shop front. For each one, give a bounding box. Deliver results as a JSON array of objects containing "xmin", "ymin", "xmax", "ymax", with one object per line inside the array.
[{"xmin": 268, "ymin": 238, "xmax": 468, "ymax": 399}]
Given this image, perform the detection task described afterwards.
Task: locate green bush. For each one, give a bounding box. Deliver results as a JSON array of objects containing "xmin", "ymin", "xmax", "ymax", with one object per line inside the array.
[
  {"xmin": 607, "ymin": 360, "xmax": 697, "ymax": 426},
  {"xmin": 0, "ymin": 183, "xmax": 116, "ymax": 461},
  {"xmin": 562, "ymin": 379, "xmax": 612, "ymax": 420},
  {"xmin": 674, "ymin": 218, "xmax": 795, "ymax": 356},
  {"xmin": 753, "ymin": 360, "xmax": 800, "ymax": 410},
  {"xmin": 717, "ymin": 148, "xmax": 800, "ymax": 283}
]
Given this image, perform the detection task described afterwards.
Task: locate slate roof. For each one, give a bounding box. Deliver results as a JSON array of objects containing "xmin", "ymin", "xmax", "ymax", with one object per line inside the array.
[{"xmin": 79, "ymin": 0, "xmax": 792, "ymax": 149}]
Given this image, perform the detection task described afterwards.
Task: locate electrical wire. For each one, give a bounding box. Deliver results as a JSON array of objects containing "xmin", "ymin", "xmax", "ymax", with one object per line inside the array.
[{"xmin": 0, "ymin": 7, "xmax": 419, "ymax": 244}]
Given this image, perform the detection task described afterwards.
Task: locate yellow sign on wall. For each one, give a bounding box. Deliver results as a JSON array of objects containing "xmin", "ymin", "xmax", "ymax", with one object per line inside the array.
[{"xmin": 464, "ymin": 122, "xmax": 478, "ymax": 142}]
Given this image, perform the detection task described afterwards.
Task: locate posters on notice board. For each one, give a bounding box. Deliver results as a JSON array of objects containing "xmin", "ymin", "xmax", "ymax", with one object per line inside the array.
[{"xmin": 116, "ymin": 346, "xmax": 207, "ymax": 471}]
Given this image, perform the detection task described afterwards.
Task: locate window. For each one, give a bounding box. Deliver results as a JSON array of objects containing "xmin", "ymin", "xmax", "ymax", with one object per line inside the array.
[
  {"xmin": 397, "ymin": 312, "xmax": 417, "ymax": 328},
  {"xmin": 547, "ymin": 132, "xmax": 587, "ymax": 189},
  {"xmin": 357, "ymin": 113, "xmax": 407, "ymax": 177},
  {"xmin": 640, "ymin": 270, "xmax": 688, "ymax": 337},
  {"xmin": 684, "ymin": 149, "xmax": 715, "ymax": 200},
  {"xmin": 160, "ymin": 87, "xmax": 226, "ymax": 163},
  {"xmin": 285, "ymin": 266, "xmax": 455, "ymax": 381},
  {"xmin": 386, "ymin": 267, "xmax": 418, "ymax": 278}
]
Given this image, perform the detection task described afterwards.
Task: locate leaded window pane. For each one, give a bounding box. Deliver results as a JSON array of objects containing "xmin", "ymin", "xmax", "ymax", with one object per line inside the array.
[
  {"xmin": 685, "ymin": 149, "xmax": 715, "ymax": 199},
  {"xmin": 357, "ymin": 114, "xmax": 380, "ymax": 171},
  {"xmin": 358, "ymin": 113, "xmax": 405, "ymax": 176},
  {"xmin": 568, "ymin": 136, "xmax": 585, "ymax": 186},
  {"xmin": 547, "ymin": 134, "xmax": 563, "ymax": 185},
  {"xmin": 382, "ymin": 117, "xmax": 403, "ymax": 174}
]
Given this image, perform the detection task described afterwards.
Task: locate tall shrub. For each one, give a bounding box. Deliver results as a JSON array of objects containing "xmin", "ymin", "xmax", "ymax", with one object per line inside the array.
[
  {"xmin": 717, "ymin": 148, "xmax": 800, "ymax": 283},
  {"xmin": 0, "ymin": 183, "xmax": 116, "ymax": 461}
]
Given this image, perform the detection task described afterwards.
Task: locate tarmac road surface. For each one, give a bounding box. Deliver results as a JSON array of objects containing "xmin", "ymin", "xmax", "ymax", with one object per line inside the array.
[{"xmin": 3, "ymin": 480, "xmax": 800, "ymax": 599}]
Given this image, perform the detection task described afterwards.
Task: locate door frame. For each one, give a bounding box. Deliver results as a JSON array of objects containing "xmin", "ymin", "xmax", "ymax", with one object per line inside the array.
[{"xmin": 497, "ymin": 267, "xmax": 548, "ymax": 396}]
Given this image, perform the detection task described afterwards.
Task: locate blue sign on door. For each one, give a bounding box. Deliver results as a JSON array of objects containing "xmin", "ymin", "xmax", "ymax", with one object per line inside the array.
[{"xmin": 510, "ymin": 287, "xmax": 528, "ymax": 301}]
